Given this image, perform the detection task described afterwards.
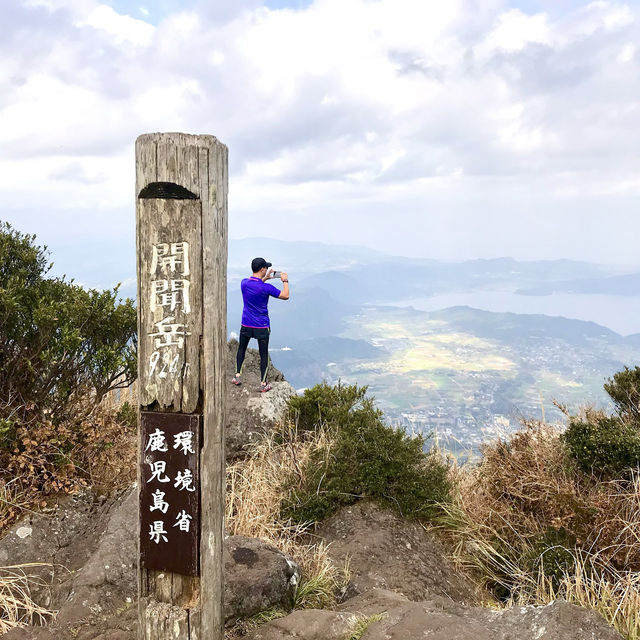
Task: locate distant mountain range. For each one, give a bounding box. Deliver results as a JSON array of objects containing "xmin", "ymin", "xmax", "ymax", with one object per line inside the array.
[
  {"xmin": 226, "ymin": 237, "xmax": 638, "ymax": 346},
  {"xmin": 228, "ymin": 238, "xmax": 626, "ymax": 304},
  {"xmin": 225, "ymin": 238, "xmax": 640, "ymax": 449},
  {"xmin": 112, "ymin": 236, "xmax": 640, "ymax": 446}
]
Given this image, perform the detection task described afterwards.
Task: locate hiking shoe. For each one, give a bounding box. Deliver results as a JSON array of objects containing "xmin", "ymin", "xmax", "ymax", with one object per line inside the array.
[
  {"xmin": 231, "ymin": 376, "xmax": 242, "ymax": 386},
  {"xmin": 260, "ymin": 383, "xmax": 272, "ymax": 393}
]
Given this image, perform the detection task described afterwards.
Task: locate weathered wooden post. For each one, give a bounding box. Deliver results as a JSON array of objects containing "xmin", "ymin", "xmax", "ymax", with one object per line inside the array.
[{"xmin": 136, "ymin": 133, "xmax": 228, "ymax": 640}]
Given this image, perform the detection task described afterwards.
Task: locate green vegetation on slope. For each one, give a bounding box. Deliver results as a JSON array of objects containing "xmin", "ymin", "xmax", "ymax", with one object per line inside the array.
[
  {"xmin": 278, "ymin": 376, "xmax": 640, "ymax": 639},
  {"xmin": 283, "ymin": 382, "xmax": 452, "ymax": 523},
  {"xmin": 562, "ymin": 367, "xmax": 640, "ymax": 478},
  {"xmin": 0, "ymin": 222, "xmax": 136, "ymax": 422},
  {"xmin": 0, "ymin": 222, "xmax": 137, "ymax": 520}
]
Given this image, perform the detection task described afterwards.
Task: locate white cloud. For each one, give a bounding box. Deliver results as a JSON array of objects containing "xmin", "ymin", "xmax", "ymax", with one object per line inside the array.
[
  {"xmin": 74, "ymin": 4, "xmax": 154, "ymax": 45},
  {"xmin": 480, "ymin": 9, "xmax": 551, "ymax": 54},
  {"xmin": 2, "ymin": 0, "xmax": 640, "ymax": 273}
]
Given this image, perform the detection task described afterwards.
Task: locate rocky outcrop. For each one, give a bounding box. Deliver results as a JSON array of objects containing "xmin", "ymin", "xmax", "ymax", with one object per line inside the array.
[
  {"xmin": 0, "ymin": 488, "xmax": 132, "ymax": 613},
  {"xmin": 317, "ymin": 500, "xmax": 478, "ymax": 605},
  {"xmin": 1, "ymin": 488, "xmax": 137, "ymax": 640},
  {"xmin": 226, "ymin": 340, "xmax": 296, "ymax": 460},
  {"xmin": 225, "ymin": 536, "xmax": 300, "ymax": 624},
  {"xmin": 0, "ymin": 354, "xmax": 625, "ymax": 640},
  {"xmin": 248, "ymin": 502, "xmax": 621, "ymax": 640},
  {"xmin": 1, "ymin": 489, "xmax": 299, "ymax": 639},
  {"xmin": 251, "ymin": 588, "xmax": 623, "ymax": 640}
]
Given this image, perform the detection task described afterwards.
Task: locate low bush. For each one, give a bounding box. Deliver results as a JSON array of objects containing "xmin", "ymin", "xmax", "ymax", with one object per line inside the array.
[
  {"xmin": 116, "ymin": 401, "xmax": 138, "ymax": 430},
  {"xmin": 526, "ymin": 527, "xmax": 580, "ymax": 592},
  {"xmin": 0, "ymin": 222, "xmax": 136, "ymax": 430},
  {"xmin": 604, "ymin": 366, "xmax": 640, "ymax": 424},
  {"xmin": 283, "ymin": 383, "xmax": 451, "ymax": 524},
  {"xmin": 287, "ymin": 381, "xmax": 368, "ymax": 433},
  {"xmin": 562, "ymin": 412, "xmax": 640, "ymax": 478},
  {"xmin": 0, "ymin": 222, "xmax": 138, "ymax": 518},
  {"xmin": 0, "ymin": 405, "xmax": 137, "ymax": 514}
]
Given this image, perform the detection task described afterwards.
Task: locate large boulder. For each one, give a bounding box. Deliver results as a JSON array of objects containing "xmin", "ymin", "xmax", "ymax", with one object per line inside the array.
[
  {"xmin": 251, "ymin": 588, "xmax": 623, "ymax": 640},
  {"xmin": 316, "ymin": 500, "xmax": 478, "ymax": 604},
  {"xmin": 224, "ymin": 536, "xmax": 300, "ymax": 624},
  {"xmin": 0, "ymin": 488, "xmax": 132, "ymax": 611},
  {"xmin": 226, "ymin": 339, "xmax": 296, "ymax": 460},
  {"xmin": 1, "ymin": 488, "xmax": 137, "ymax": 640},
  {"xmin": 1, "ymin": 488, "xmax": 299, "ymax": 639}
]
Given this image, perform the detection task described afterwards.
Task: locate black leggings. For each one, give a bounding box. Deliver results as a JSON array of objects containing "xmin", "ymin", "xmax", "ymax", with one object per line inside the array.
[{"xmin": 236, "ymin": 326, "xmax": 271, "ymax": 382}]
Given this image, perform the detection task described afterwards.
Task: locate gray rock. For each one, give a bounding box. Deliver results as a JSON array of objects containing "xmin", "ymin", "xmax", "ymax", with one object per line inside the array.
[
  {"xmin": 252, "ymin": 588, "xmax": 623, "ymax": 640},
  {"xmin": 53, "ymin": 488, "xmax": 138, "ymax": 626},
  {"xmin": 224, "ymin": 535, "xmax": 300, "ymax": 623},
  {"xmin": 1, "ymin": 487, "xmax": 300, "ymax": 638},
  {"xmin": 316, "ymin": 500, "xmax": 479, "ymax": 605},
  {"xmin": 226, "ymin": 340, "xmax": 296, "ymax": 461},
  {"xmin": 250, "ymin": 609, "xmax": 353, "ymax": 640},
  {"xmin": 0, "ymin": 488, "xmax": 126, "ymax": 610},
  {"xmin": 488, "ymin": 599, "xmax": 623, "ymax": 640}
]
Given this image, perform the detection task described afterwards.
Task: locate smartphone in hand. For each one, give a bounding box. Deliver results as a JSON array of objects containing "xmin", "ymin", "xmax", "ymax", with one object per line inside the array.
[{"xmin": 271, "ymin": 270, "xmax": 281, "ymax": 279}]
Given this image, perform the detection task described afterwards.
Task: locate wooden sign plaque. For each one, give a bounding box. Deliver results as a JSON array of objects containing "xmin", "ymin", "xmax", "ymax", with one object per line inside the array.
[{"xmin": 140, "ymin": 411, "xmax": 201, "ymax": 576}]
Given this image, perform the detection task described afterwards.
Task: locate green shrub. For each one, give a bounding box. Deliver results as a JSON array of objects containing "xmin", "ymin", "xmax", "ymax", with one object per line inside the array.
[
  {"xmin": 287, "ymin": 381, "xmax": 368, "ymax": 433},
  {"xmin": 485, "ymin": 528, "xmax": 583, "ymax": 602},
  {"xmin": 528, "ymin": 527, "xmax": 578, "ymax": 591},
  {"xmin": 116, "ymin": 401, "xmax": 138, "ymax": 430},
  {"xmin": 604, "ymin": 366, "xmax": 640, "ymax": 424},
  {"xmin": 562, "ymin": 414, "xmax": 640, "ymax": 478},
  {"xmin": 0, "ymin": 222, "xmax": 136, "ymax": 425},
  {"xmin": 283, "ymin": 383, "xmax": 452, "ymax": 524}
]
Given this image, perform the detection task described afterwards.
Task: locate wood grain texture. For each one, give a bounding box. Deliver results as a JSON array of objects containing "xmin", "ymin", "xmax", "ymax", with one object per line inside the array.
[
  {"xmin": 199, "ymin": 138, "xmax": 228, "ymax": 640},
  {"xmin": 137, "ymin": 198, "xmax": 202, "ymax": 413},
  {"xmin": 136, "ymin": 133, "xmax": 227, "ymax": 640}
]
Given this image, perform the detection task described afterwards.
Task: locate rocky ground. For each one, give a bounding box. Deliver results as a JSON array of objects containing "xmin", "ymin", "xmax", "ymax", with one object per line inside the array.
[
  {"xmin": 0, "ymin": 486, "xmax": 301, "ymax": 640},
  {"xmin": 225, "ymin": 339, "xmax": 295, "ymax": 461},
  {"xmin": 253, "ymin": 589, "xmax": 622, "ymax": 640},
  {"xmin": 317, "ymin": 501, "xmax": 478, "ymax": 605},
  {"xmin": 0, "ymin": 344, "xmax": 623, "ymax": 639},
  {"xmin": 1, "ymin": 487, "xmax": 621, "ymax": 640}
]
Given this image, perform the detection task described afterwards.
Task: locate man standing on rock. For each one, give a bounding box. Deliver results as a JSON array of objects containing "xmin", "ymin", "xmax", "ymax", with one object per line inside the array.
[{"xmin": 232, "ymin": 257, "xmax": 289, "ymax": 392}]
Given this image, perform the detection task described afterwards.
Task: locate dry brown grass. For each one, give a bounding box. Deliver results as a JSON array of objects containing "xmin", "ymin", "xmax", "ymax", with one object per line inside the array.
[
  {"xmin": 439, "ymin": 420, "xmax": 640, "ymax": 639},
  {"xmin": 80, "ymin": 406, "xmax": 137, "ymax": 493},
  {"xmin": 0, "ymin": 404, "xmax": 136, "ymax": 537},
  {"xmin": 0, "ymin": 481, "xmax": 34, "ymax": 537},
  {"xmin": 0, "ymin": 564, "xmax": 55, "ymax": 634},
  {"xmin": 591, "ymin": 472, "xmax": 640, "ymax": 571},
  {"xmin": 226, "ymin": 423, "xmax": 348, "ymax": 612},
  {"xmin": 530, "ymin": 556, "xmax": 640, "ymax": 640}
]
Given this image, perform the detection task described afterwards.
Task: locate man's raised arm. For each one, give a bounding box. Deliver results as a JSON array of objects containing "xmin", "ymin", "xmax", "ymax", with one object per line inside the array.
[{"xmin": 278, "ymin": 272, "xmax": 289, "ymax": 300}]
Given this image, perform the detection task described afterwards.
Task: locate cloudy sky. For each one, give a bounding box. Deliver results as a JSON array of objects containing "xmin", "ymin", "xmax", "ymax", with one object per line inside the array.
[{"xmin": 2, "ymin": 0, "xmax": 639, "ymax": 286}]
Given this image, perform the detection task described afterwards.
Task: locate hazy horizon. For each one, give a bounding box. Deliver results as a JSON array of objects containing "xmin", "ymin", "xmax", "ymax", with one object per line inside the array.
[
  {"xmin": 3, "ymin": 0, "xmax": 640, "ymax": 278},
  {"xmin": 3, "ymin": 224, "xmax": 639, "ymax": 294}
]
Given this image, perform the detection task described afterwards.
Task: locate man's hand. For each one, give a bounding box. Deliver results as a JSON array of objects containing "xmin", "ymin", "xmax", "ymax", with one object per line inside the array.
[
  {"xmin": 263, "ymin": 268, "xmax": 274, "ymax": 282},
  {"xmin": 280, "ymin": 271, "xmax": 288, "ymax": 281}
]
